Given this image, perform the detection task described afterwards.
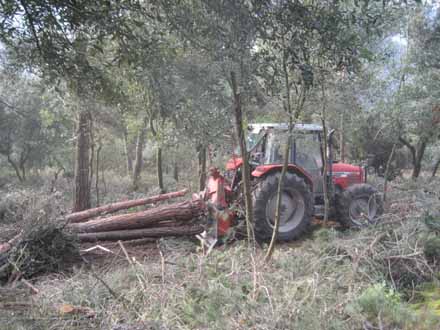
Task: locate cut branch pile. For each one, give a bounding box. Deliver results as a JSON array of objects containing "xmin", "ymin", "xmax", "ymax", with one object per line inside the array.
[
  {"xmin": 66, "ymin": 189, "xmax": 205, "ymax": 243},
  {"xmin": 0, "ymin": 189, "xmax": 206, "ymax": 282}
]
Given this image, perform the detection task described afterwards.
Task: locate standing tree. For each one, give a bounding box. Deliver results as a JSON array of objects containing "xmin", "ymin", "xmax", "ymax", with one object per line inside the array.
[
  {"xmin": 396, "ymin": 8, "xmax": 440, "ymax": 178},
  {"xmin": 254, "ymin": 0, "xmax": 398, "ymax": 257},
  {"xmin": 0, "ymin": 0, "xmax": 158, "ymax": 209}
]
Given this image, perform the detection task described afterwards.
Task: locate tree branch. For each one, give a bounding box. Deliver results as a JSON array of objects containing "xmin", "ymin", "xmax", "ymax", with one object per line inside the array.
[
  {"xmin": 398, "ymin": 136, "xmax": 416, "ymax": 161},
  {"xmin": 19, "ymin": 0, "xmax": 43, "ymax": 56}
]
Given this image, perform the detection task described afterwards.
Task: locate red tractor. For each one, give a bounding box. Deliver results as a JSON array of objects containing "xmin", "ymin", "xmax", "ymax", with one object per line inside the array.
[{"xmin": 202, "ymin": 123, "xmax": 383, "ymax": 243}]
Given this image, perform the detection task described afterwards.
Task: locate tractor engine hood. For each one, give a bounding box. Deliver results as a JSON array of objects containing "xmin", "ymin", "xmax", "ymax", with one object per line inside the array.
[
  {"xmin": 226, "ymin": 158, "xmax": 363, "ymax": 174},
  {"xmin": 332, "ymin": 163, "xmax": 365, "ymax": 187},
  {"xmin": 332, "ymin": 163, "xmax": 362, "ymax": 174}
]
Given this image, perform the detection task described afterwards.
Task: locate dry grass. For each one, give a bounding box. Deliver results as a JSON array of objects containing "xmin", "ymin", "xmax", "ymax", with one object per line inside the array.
[{"xmin": 1, "ymin": 175, "xmax": 440, "ymax": 329}]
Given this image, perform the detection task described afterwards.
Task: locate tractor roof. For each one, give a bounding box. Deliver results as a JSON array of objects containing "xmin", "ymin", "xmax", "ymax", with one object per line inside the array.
[{"xmin": 248, "ymin": 123, "xmax": 323, "ymax": 134}]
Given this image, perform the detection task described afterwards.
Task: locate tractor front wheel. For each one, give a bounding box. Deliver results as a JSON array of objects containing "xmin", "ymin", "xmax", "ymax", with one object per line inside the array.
[
  {"xmin": 252, "ymin": 172, "xmax": 313, "ymax": 242},
  {"xmin": 336, "ymin": 184, "xmax": 383, "ymax": 228}
]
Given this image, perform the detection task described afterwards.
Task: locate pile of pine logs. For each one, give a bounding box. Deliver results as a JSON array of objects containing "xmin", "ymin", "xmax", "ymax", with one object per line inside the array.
[{"xmin": 66, "ymin": 189, "xmax": 206, "ymax": 243}]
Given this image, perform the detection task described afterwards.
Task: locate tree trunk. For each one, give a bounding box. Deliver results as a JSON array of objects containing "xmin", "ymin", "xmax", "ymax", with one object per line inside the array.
[
  {"xmin": 73, "ymin": 111, "xmax": 91, "ymax": 212},
  {"xmin": 320, "ymin": 84, "xmax": 329, "ymax": 224},
  {"xmin": 340, "ymin": 112, "xmax": 345, "ymax": 163},
  {"xmin": 157, "ymin": 147, "xmax": 164, "ymax": 193},
  {"xmin": 89, "ymin": 117, "xmax": 94, "ymax": 195},
  {"xmin": 230, "ymin": 71, "xmax": 254, "ymax": 244},
  {"xmin": 7, "ymin": 155, "xmax": 23, "ymax": 182},
  {"xmin": 399, "ymin": 136, "xmax": 427, "ymax": 179},
  {"xmin": 383, "ymin": 143, "xmax": 397, "ymax": 202},
  {"xmin": 123, "ymin": 127, "xmax": 133, "ymax": 177},
  {"xmin": 69, "ymin": 200, "xmax": 202, "ymax": 233},
  {"xmin": 67, "ymin": 189, "xmax": 188, "ymax": 223},
  {"xmin": 197, "ymin": 145, "xmax": 207, "ymax": 191},
  {"xmin": 77, "ymin": 225, "xmax": 204, "ymax": 242},
  {"xmin": 132, "ymin": 118, "xmax": 148, "ymax": 190},
  {"xmin": 20, "ymin": 165, "xmax": 26, "ymax": 181},
  {"xmin": 173, "ymin": 162, "xmax": 179, "ymax": 182},
  {"xmin": 432, "ymin": 157, "xmax": 440, "ymax": 177},
  {"xmin": 18, "ymin": 146, "xmax": 29, "ymax": 182},
  {"xmin": 95, "ymin": 143, "xmax": 102, "ymax": 207},
  {"xmin": 412, "ymin": 141, "xmax": 427, "ymax": 179}
]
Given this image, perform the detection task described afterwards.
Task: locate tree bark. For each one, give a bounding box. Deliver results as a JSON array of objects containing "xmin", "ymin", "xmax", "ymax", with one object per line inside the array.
[
  {"xmin": 197, "ymin": 144, "xmax": 207, "ymax": 191},
  {"xmin": 132, "ymin": 118, "xmax": 148, "ymax": 190},
  {"xmin": 320, "ymin": 83, "xmax": 330, "ymax": 224},
  {"xmin": 73, "ymin": 111, "xmax": 91, "ymax": 212},
  {"xmin": 89, "ymin": 116, "xmax": 94, "ymax": 195},
  {"xmin": 383, "ymin": 143, "xmax": 397, "ymax": 202},
  {"xmin": 399, "ymin": 136, "xmax": 427, "ymax": 179},
  {"xmin": 7, "ymin": 155, "xmax": 23, "ymax": 182},
  {"xmin": 123, "ymin": 127, "xmax": 133, "ymax": 177},
  {"xmin": 432, "ymin": 157, "xmax": 440, "ymax": 177},
  {"xmin": 340, "ymin": 112, "xmax": 345, "ymax": 163},
  {"xmin": 413, "ymin": 140, "xmax": 427, "ymax": 179},
  {"xmin": 67, "ymin": 189, "xmax": 188, "ymax": 223},
  {"xmin": 95, "ymin": 142, "xmax": 102, "ymax": 207},
  {"xmin": 18, "ymin": 147, "xmax": 29, "ymax": 181},
  {"xmin": 69, "ymin": 200, "xmax": 202, "ymax": 233},
  {"xmin": 173, "ymin": 162, "xmax": 179, "ymax": 182},
  {"xmin": 231, "ymin": 71, "xmax": 254, "ymax": 244},
  {"xmin": 157, "ymin": 147, "xmax": 164, "ymax": 193},
  {"xmin": 77, "ymin": 224, "xmax": 204, "ymax": 242}
]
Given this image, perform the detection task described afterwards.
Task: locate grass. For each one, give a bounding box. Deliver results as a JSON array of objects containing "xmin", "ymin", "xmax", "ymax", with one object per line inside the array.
[{"xmin": 1, "ymin": 174, "xmax": 440, "ymax": 329}]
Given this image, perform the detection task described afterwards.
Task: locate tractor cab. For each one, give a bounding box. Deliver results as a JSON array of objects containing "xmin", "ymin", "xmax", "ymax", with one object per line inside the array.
[{"xmin": 247, "ymin": 123, "xmax": 324, "ymax": 177}]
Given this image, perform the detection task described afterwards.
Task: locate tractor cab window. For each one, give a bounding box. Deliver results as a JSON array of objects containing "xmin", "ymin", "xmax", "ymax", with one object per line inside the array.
[
  {"xmin": 234, "ymin": 132, "xmax": 263, "ymax": 155},
  {"xmin": 265, "ymin": 131, "xmax": 288, "ymax": 164},
  {"xmin": 294, "ymin": 133, "xmax": 323, "ymax": 171},
  {"xmin": 264, "ymin": 131, "xmax": 323, "ymax": 172}
]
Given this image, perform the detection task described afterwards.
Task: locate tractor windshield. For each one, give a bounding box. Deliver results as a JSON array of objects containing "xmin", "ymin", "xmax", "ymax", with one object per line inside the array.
[
  {"xmin": 234, "ymin": 132, "xmax": 263, "ymax": 155},
  {"xmin": 247, "ymin": 133, "xmax": 261, "ymax": 151},
  {"xmin": 264, "ymin": 130, "xmax": 323, "ymax": 172}
]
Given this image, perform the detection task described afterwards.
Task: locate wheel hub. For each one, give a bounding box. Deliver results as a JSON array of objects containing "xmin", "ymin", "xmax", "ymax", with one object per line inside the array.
[
  {"xmin": 265, "ymin": 190, "xmax": 305, "ymax": 233},
  {"xmin": 349, "ymin": 196, "xmax": 378, "ymax": 226}
]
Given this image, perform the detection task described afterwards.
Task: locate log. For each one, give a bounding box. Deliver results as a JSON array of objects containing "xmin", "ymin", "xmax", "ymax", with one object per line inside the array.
[
  {"xmin": 66, "ymin": 189, "xmax": 188, "ymax": 223},
  {"xmin": 69, "ymin": 200, "xmax": 204, "ymax": 233},
  {"xmin": 0, "ymin": 232, "xmax": 22, "ymax": 254},
  {"xmin": 77, "ymin": 225, "xmax": 204, "ymax": 242}
]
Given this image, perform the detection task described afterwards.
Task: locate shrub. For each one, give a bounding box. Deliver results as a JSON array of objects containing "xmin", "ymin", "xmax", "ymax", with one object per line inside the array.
[{"xmin": 350, "ymin": 282, "xmax": 417, "ymax": 328}]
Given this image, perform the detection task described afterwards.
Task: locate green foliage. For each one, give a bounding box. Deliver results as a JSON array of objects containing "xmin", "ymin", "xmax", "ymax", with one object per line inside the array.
[
  {"xmin": 350, "ymin": 282, "xmax": 417, "ymax": 327},
  {"xmin": 424, "ymin": 236, "xmax": 440, "ymax": 261},
  {"xmin": 412, "ymin": 283, "xmax": 440, "ymax": 318},
  {"xmin": 424, "ymin": 211, "xmax": 440, "ymax": 231}
]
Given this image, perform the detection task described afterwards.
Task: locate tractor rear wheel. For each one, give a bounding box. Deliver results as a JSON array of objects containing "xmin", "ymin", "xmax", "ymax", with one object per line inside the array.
[
  {"xmin": 336, "ymin": 184, "xmax": 383, "ymax": 228},
  {"xmin": 252, "ymin": 172, "xmax": 313, "ymax": 242}
]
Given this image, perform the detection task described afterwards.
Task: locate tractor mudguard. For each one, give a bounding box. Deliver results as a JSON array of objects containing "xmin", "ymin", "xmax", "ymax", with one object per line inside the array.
[
  {"xmin": 226, "ymin": 156, "xmax": 243, "ymax": 170},
  {"xmin": 252, "ymin": 164, "xmax": 314, "ymax": 190}
]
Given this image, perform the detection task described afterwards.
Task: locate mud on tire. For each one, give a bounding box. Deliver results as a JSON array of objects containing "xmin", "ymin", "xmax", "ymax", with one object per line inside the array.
[
  {"xmin": 336, "ymin": 183, "xmax": 384, "ymax": 228},
  {"xmin": 252, "ymin": 172, "xmax": 313, "ymax": 243}
]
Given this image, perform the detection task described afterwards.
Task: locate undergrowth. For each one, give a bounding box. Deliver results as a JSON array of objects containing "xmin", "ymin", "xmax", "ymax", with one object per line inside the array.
[{"xmin": 1, "ymin": 176, "xmax": 440, "ymax": 329}]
